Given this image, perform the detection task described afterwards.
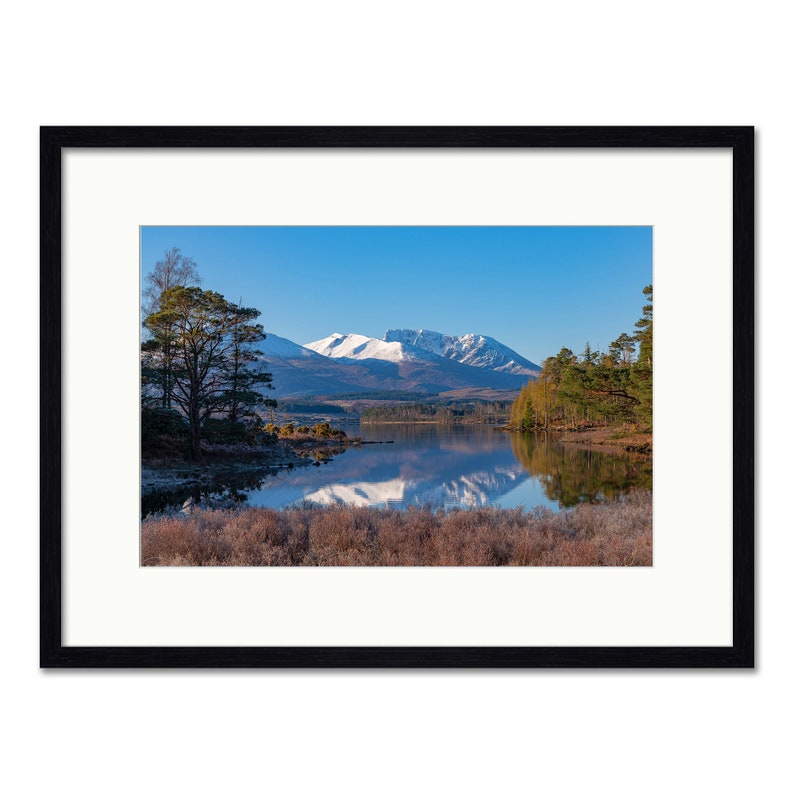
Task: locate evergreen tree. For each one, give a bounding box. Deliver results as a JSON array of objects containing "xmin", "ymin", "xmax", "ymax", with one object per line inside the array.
[
  {"xmin": 143, "ymin": 286, "xmax": 276, "ymax": 459},
  {"xmin": 634, "ymin": 284, "xmax": 653, "ymax": 365},
  {"xmin": 221, "ymin": 302, "xmax": 275, "ymax": 423},
  {"xmin": 609, "ymin": 332, "xmax": 636, "ymax": 367},
  {"xmin": 509, "ymin": 286, "xmax": 652, "ymax": 431},
  {"xmin": 581, "ymin": 341, "xmax": 596, "ymax": 365},
  {"xmin": 630, "ymin": 284, "xmax": 653, "ymax": 426}
]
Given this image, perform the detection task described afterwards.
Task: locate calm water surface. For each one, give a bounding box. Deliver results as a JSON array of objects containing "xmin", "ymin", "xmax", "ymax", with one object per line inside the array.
[{"xmin": 142, "ymin": 424, "xmax": 651, "ymax": 516}]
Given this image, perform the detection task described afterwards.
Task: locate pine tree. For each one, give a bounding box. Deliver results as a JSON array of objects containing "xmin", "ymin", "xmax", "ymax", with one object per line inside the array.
[
  {"xmin": 630, "ymin": 284, "xmax": 653, "ymax": 426},
  {"xmin": 508, "ymin": 287, "xmax": 652, "ymax": 430},
  {"xmin": 143, "ymin": 286, "xmax": 276, "ymax": 459},
  {"xmin": 609, "ymin": 332, "xmax": 636, "ymax": 367}
]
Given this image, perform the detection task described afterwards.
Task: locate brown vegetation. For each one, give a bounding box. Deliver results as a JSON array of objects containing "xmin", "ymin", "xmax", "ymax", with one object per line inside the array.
[
  {"xmin": 141, "ymin": 489, "xmax": 652, "ymax": 567},
  {"xmin": 552, "ymin": 424, "xmax": 652, "ymax": 454}
]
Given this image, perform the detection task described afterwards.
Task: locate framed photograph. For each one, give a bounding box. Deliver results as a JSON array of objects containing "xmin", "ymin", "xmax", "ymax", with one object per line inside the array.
[{"xmin": 41, "ymin": 126, "xmax": 753, "ymax": 667}]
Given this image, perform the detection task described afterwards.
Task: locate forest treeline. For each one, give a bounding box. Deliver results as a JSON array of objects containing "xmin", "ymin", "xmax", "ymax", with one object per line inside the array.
[
  {"xmin": 361, "ymin": 400, "xmax": 511, "ymax": 424},
  {"xmin": 510, "ymin": 286, "xmax": 652, "ymax": 431}
]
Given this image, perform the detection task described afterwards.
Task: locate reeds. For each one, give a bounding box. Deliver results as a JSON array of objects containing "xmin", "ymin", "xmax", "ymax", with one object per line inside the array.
[{"xmin": 141, "ymin": 489, "xmax": 652, "ymax": 567}]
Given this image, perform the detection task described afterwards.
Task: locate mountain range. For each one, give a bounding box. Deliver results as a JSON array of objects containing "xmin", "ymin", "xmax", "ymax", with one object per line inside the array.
[{"xmin": 257, "ymin": 329, "xmax": 539, "ymax": 399}]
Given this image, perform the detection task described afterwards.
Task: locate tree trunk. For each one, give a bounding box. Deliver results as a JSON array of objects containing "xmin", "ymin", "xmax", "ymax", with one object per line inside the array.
[
  {"xmin": 189, "ymin": 403, "xmax": 203, "ymax": 461},
  {"xmin": 190, "ymin": 428, "xmax": 202, "ymax": 461}
]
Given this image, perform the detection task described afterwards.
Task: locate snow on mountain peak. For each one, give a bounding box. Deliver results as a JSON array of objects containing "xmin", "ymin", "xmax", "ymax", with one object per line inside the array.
[
  {"xmin": 304, "ymin": 332, "xmax": 415, "ymax": 362},
  {"xmin": 302, "ymin": 328, "xmax": 539, "ymax": 375},
  {"xmin": 383, "ymin": 328, "xmax": 538, "ymax": 375},
  {"xmin": 260, "ymin": 332, "xmax": 321, "ymax": 359}
]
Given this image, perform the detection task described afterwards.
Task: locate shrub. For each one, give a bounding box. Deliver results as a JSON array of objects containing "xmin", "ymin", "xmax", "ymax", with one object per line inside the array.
[
  {"xmin": 201, "ymin": 418, "xmax": 250, "ymax": 444},
  {"xmin": 312, "ymin": 422, "xmax": 347, "ymax": 439},
  {"xmin": 141, "ymin": 490, "xmax": 653, "ymax": 567},
  {"xmin": 141, "ymin": 406, "xmax": 189, "ymax": 440},
  {"xmin": 141, "ymin": 406, "xmax": 190, "ymax": 457}
]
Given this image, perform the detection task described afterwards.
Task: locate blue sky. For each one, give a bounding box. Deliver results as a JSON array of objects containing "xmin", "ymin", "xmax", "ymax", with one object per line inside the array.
[{"xmin": 140, "ymin": 226, "xmax": 652, "ymax": 366}]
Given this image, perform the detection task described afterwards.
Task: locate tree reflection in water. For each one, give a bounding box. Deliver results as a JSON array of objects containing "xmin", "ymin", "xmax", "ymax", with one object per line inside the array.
[
  {"xmin": 509, "ymin": 432, "xmax": 652, "ymax": 507},
  {"xmin": 141, "ymin": 469, "xmax": 272, "ymax": 518},
  {"xmin": 141, "ymin": 428, "xmax": 651, "ymax": 516}
]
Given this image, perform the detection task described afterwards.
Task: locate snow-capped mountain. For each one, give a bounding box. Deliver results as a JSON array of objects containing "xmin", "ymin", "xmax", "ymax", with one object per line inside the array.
[
  {"xmin": 256, "ymin": 328, "xmax": 538, "ymax": 399},
  {"xmin": 383, "ymin": 329, "xmax": 538, "ymax": 375},
  {"xmin": 304, "ymin": 332, "xmax": 435, "ymax": 363},
  {"xmin": 303, "ymin": 329, "xmax": 538, "ymax": 375},
  {"xmin": 260, "ymin": 332, "xmax": 321, "ymax": 359}
]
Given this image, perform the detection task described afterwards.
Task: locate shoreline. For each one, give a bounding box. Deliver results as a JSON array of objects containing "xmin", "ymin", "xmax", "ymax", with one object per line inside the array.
[
  {"xmin": 505, "ymin": 424, "xmax": 652, "ymax": 455},
  {"xmin": 141, "ymin": 422, "xmax": 651, "ymax": 494},
  {"xmin": 553, "ymin": 426, "xmax": 652, "ymax": 455},
  {"xmin": 141, "ymin": 435, "xmax": 363, "ymax": 493}
]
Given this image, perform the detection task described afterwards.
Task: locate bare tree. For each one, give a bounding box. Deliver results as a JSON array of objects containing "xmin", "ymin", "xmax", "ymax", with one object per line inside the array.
[
  {"xmin": 142, "ymin": 247, "xmax": 201, "ymax": 315},
  {"xmin": 142, "ymin": 248, "xmax": 202, "ymax": 408}
]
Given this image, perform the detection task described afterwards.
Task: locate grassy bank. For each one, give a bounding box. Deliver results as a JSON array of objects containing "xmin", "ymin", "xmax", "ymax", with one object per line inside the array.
[
  {"xmin": 141, "ymin": 489, "xmax": 652, "ymax": 567},
  {"xmin": 553, "ymin": 425, "xmax": 652, "ymax": 455},
  {"xmin": 506, "ymin": 424, "xmax": 652, "ymax": 455}
]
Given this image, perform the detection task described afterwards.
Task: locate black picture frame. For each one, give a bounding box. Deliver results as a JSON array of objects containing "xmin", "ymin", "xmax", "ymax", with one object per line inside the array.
[{"xmin": 40, "ymin": 126, "xmax": 754, "ymax": 668}]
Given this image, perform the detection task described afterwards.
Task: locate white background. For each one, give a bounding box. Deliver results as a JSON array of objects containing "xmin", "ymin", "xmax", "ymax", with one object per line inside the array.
[{"xmin": 1, "ymin": 2, "xmax": 787, "ymax": 794}]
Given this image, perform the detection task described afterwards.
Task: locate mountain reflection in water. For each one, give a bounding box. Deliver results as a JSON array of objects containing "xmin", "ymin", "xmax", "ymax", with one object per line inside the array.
[{"xmin": 141, "ymin": 424, "xmax": 651, "ymax": 516}]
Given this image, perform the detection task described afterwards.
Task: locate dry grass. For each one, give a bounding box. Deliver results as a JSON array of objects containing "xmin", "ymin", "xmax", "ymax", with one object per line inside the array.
[
  {"xmin": 141, "ymin": 490, "xmax": 652, "ymax": 567},
  {"xmin": 554, "ymin": 424, "xmax": 653, "ymax": 454}
]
